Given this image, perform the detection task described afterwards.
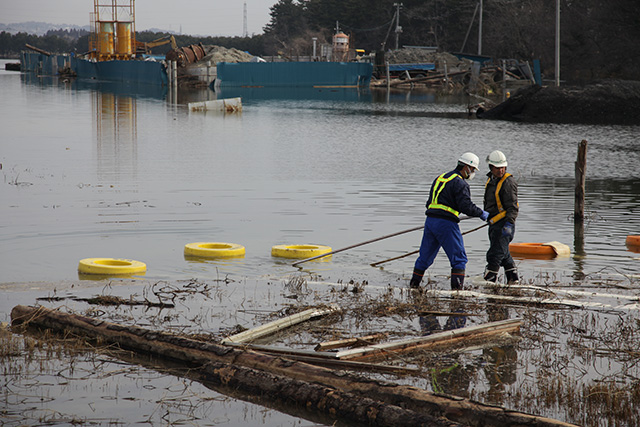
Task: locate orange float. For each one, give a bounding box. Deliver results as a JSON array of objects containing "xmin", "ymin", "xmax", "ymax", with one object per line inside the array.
[
  {"xmin": 626, "ymin": 235, "xmax": 640, "ymax": 246},
  {"xmin": 509, "ymin": 242, "xmax": 556, "ymax": 258}
]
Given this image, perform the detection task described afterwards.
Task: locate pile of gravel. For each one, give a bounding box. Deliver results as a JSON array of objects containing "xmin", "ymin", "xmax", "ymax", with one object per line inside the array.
[{"xmin": 201, "ymin": 45, "xmax": 254, "ymax": 63}]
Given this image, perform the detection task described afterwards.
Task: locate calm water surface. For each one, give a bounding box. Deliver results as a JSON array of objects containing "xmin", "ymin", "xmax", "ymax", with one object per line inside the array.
[
  {"xmin": 1, "ymin": 61, "xmax": 639, "ymax": 291},
  {"xmin": 2, "ymin": 59, "xmax": 640, "ymax": 426}
]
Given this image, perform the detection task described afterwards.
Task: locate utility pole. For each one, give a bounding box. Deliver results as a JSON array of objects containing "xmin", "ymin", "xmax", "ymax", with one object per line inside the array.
[
  {"xmin": 393, "ymin": 3, "xmax": 402, "ymax": 50},
  {"xmin": 243, "ymin": 2, "xmax": 248, "ymax": 37},
  {"xmin": 477, "ymin": 0, "xmax": 483, "ymax": 55},
  {"xmin": 555, "ymin": 0, "xmax": 560, "ymax": 86}
]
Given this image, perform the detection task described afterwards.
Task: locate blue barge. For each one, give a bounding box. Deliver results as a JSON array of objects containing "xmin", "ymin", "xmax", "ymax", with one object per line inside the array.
[
  {"xmin": 20, "ymin": 52, "xmax": 168, "ymax": 86},
  {"xmin": 215, "ymin": 62, "xmax": 373, "ymax": 88}
]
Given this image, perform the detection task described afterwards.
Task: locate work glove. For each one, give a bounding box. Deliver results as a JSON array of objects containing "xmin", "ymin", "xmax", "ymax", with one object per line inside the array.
[
  {"xmin": 480, "ymin": 210, "xmax": 490, "ymax": 221},
  {"xmin": 502, "ymin": 221, "xmax": 514, "ymax": 238}
]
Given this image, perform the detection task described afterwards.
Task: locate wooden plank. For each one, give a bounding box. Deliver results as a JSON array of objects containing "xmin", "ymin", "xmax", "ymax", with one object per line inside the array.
[
  {"xmin": 490, "ymin": 283, "xmax": 640, "ymax": 301},
  {"xmin": 221, "ymin": 304, "xmax": 341, "ymax": 345},
  {"xmin": 269, "ymin": 354, "xmax": 421, "ymax": 375},
  {"xmin": 225, "ymin": 342, "xmax": 419, "ymax": 375},
  {"xmin": 224, "ymin": 342, "xmax": 338, "ymax": 359},
  {"xmin": 336, "ymin": 319, "xmax": 522, "ymax": 361},
  {"xmin": 315, "ymin": 332, "xmax": 387, "ymax": 351}
]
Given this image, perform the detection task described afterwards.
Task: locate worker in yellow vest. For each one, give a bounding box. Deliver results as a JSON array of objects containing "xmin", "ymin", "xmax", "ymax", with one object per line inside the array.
[
  {"xmin": 483, "ymin": 150, "xmax": 519, "ymax": 283},
  {"xmin": 409, "ymin": 153, "xmax": 489, "ymax": 290}
]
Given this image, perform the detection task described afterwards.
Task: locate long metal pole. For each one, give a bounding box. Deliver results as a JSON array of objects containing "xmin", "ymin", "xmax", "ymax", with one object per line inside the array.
[
  {"xmin": 394, "ymin": 2, "xmax": 402, "ymax": 50},
  {"xmin": 292, "ymin": 217, "xmax": 477, "ymax": 267},
  {"xmin": 555, "ymin": 0, "xmax": 560, "ymax": 86},
  {"xmin": 477, "ymin": 0, "xmax": 483, "ymax": 55},
  {"xmin": 370, "ymin": 222, "xmax": 489, "ymax": 267},
  {"xmin": 460, "ymin": 2, "xmax": 479, "ymax": 52},
  {"xmin": 292, "ymin": 225, "xmax": 425, "ymax": 267}
]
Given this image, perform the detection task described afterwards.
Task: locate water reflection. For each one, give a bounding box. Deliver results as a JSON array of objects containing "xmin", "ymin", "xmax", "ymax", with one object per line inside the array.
[
  {"xmin": 215, "ymin": 86, "xmax": 373, "ymax": 103},
  {"xmin": 20, "ymin": 72, "xmax": 168, "ymax": 100},
  {"xmin": 419, "ymin": 298, "xmax": 468, "ymax": 335},
  {"xmin": 94, "ymin": 91, "xmax": 138, "ymax": 181}
]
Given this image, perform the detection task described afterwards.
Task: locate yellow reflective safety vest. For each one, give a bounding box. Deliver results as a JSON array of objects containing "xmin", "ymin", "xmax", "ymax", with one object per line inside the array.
[
  {"xmin": 428, "ymin": 172, "xmax": 462, "ymax": 216},
  {"xmin": 485, "ymin": 172, "xmax": 517, "ymax": 224}
]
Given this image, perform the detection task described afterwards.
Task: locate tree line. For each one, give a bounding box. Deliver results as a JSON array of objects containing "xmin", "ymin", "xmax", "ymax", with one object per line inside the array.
[
  {"xmin": 2, "ymin": 0, "xmax": 638, "ymax": 83},
  {"xmin": 0, "ymin": 29, "xmax": 264, "ymax": 58},
  {"xmin": 261, "ymin": 0, "xmax": 640, "ymax": 83},
  {"xmin": 0, "ymin": 29, "xmax": 89, "ymax": 57}
]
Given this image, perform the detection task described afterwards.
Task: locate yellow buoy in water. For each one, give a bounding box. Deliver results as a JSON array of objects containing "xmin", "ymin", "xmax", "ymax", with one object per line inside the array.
[
  {"xmin": 78, "ymin": 258, "xmax": 146, "ymax": 275},
  {"xmin": 184, "ymin": 242, "xmax": 245, "ymax": 258},
  {"xmin": 271, "ymin": 244, "xmax": 332, "ymax": 259}
]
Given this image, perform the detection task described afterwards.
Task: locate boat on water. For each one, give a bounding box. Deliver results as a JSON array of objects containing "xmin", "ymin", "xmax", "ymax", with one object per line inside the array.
[
  {"xmin": 19, "ymin": 0, "xmax": 372, "ymax": 90},
  {"xmin": 215, "ymin": 62, "xmax": 372, "ymax": 89},
  {"xmin": 214, "ymin": 26, "xmax": 371, "ymax": 89},
  {"xmin": 20, "ymin": 0, "xmax": 168, "ymax": 86},
  {"xmin": 20, "ymin": 51, "xmax": 168, "ymax": 86}
]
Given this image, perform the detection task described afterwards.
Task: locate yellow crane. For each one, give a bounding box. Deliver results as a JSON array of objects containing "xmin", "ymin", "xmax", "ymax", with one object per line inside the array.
[{"xmin": 135, "ymin": 35, "xmax": 177, "ymax": 55}]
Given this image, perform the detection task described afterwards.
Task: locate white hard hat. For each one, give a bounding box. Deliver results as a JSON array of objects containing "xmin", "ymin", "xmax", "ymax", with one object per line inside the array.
[
  {"xmin": 486, "ymin": 150, "xmax": 508, "ymax": 168},
  {"xmin": 458, "ymin": 152, "xmax": 480, "ymax": 170}
]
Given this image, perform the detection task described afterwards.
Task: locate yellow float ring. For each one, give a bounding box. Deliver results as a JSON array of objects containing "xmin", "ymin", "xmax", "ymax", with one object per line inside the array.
[
  {"xmin": 509, "ymin": 243, "xmax": 556, "ymax": 257},
  {"xmin": 271, "ymin": 244, "xmax": 332, "ymax": 259},
  {"xmin": 184, "ymin": 242, "xmax": 245, "ymax": 258},
  {"xmin": 626, "ymin": 235, "xmax": 640, "ymax": 246},
  {"xmin": 78, "ymin": 258, "xmax": 147, "ymax": 275}
]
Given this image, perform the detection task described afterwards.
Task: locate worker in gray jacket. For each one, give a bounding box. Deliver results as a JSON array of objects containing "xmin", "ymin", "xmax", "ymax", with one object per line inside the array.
[{"xmin": 483, "ymin": 150, "xmax": 519, "ymax": 284}]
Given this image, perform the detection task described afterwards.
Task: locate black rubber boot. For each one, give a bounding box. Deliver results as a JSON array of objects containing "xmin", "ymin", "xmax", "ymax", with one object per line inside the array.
[
  {"xmin": 450, "ymin": 268, "xmax": 465, "ymax": 290},
  {"xmin": 409, "ymin": 268, "xmax": 424, "ymax": 289},
  {"xmin": 505, "ymin": 265, "xmax": 519, "ymax": 284},
  {"xmin": 484, "ymin": 266, "xmax": 499, "ymax": 283}
]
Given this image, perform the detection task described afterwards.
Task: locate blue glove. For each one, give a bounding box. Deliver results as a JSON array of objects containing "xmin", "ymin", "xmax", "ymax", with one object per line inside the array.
[
  {"xmin": 502, "ymin": 222, "xmax": 514, "ymax": 238},
  {"xmin": 480, "ymin": 210, "xmax": 490, "ymax": 221}
]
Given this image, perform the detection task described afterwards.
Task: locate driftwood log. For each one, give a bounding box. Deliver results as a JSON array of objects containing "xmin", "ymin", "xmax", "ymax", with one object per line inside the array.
[{"xmin": 10, "ymin": 305, "xmax": 577, "ymax": 427}]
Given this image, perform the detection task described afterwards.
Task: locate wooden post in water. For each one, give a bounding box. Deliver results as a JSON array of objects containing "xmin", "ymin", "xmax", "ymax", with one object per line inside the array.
[
  {"xmin": 574, "ymin": 140, "xmax": 587, "ymax": 222},
  {"xmin": 386, "ymin": 61, "xmax": 390, "ymax": 90},
  {"xmin": 574, "ymin": 140, "xmax": 587, "ymax": 278}
]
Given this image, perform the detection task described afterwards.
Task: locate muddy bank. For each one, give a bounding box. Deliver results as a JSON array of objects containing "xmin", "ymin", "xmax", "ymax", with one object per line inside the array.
[{"xmin": 478, "ymin": 80, "xmax": 640, "ymax": 125}]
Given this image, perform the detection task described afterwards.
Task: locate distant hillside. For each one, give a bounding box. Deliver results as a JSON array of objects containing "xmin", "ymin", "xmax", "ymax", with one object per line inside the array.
[
  {"xmin": 0, "ymin": 21, "xmax": 90, "ymax": 36},
  {"xmin": 0, "ymin": 22, "xmax": 176, "ymax": 37}
]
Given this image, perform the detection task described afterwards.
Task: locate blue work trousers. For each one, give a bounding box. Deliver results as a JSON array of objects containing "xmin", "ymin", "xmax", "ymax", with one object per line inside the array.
[
  {"xmin": 486, "ymin": 219, "xmax": 515, "ymax": 270},
  {"xmin": 414, "ymin": 216, "xmax": 467, "ymax": 272}
]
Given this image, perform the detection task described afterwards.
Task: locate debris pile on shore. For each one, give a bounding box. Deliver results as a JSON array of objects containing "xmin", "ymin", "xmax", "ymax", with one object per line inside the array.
[
  {"xmin": 478, "ymin": 80, "xmax": 640, "ymax": 125},
  {"xmin": 386, "ymin": 49, "xmax": 473, "ymax": 72},
  {"xmin": 201, "ymin": 45, "xmax": 254, "ymax": 64}
]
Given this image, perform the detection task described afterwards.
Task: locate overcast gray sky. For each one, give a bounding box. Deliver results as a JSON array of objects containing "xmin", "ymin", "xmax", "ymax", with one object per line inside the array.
[{"xmin": 1, "ymin": 0, "xmax": 276, "ymax": 36}]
